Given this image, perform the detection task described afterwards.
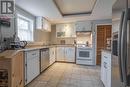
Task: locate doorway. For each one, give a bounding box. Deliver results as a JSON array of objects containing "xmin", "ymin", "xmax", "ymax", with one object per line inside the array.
[{"xmin": 96, "ymin": 25, "xmax": 112, "ymax": 65}]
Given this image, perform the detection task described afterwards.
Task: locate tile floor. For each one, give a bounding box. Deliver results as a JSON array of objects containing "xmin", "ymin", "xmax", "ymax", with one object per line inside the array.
[{"xmin": 26, "ymin": 62, "xmax": 104, "ymax": 87}]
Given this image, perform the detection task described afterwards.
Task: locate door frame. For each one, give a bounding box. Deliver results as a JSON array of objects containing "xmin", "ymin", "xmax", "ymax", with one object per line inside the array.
[{"xmin": 95, "ymin": 23, "xmax": 112, "ymax": 65}]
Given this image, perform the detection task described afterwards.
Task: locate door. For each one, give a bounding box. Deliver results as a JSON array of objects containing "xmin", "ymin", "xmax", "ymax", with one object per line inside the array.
[
  {"xmin": 65, "ymin": 47, "xmax": 75, "ymax": 62},
  {"xmin": 96, "ymin": 25, "xmax": 112, "ymax": 65},
  {"xmin": 56, "ymin": 47, "xmax": 65, "ymax": 61}
]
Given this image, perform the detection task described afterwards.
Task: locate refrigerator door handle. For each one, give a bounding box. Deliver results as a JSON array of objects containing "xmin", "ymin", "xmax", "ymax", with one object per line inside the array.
[
  {"xmin": 121, "ymin": 8, "xmax": 128, "ymax": 86},
  {"xmin": 119, "ymin": 11, "xmax": 125, "ymax": 82}
]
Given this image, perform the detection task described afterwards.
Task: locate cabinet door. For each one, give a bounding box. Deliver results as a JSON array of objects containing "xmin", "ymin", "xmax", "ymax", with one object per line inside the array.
[
  {"xmin": 49, "ymin": 47, "xmax": 56, "ymax": 65},
  {"xmin": 12, "ymin": 52, "xmax": 24, "ymax": 87},
  {"xmin": 106, "ymin": 54, "xmax": 111, "ymax": 87},
  {"xmin": 56, "ymin": 24, "xmax": 66, "ymax": 38},
  {"xmin": 36, "ymin": 17, "xmax": 42, "ymax": 29},
  {"xmin": 76, "ymin": 21, "xmax": 92, "ymax": 31},
  {"xmin": 52, "ymin": 47, "xmax": 56, "ymax": 62},
  {"xmin": 25, "ymin": 51, "xmax": 40, "ymax": 85},
  {"xmin": 56, "ymin": 23, "xmax": 76, "ymax": 38},
  {"xmin": 56, "ymin": 47, "xmax": 65, "ymax": 61},
  {"xmin": 65, "ymin": 23, "xmax": 76, "ymax": 37},
  {"xmin": 101, "ymin": 52, "xmax": 106, "ymax": 85},
  {"xmin": 101, "ymin": 51, "xmax": 111, "ymax": 87},
  {"xmin": 65, "ymin": 47, "xmax": 75, "ymax": 62},
  {"xmin": 43, "ymin": 18, "xmax": 51, "ymax": 32}
]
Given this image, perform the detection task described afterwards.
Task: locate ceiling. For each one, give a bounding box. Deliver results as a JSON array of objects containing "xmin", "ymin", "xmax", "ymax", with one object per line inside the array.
[
  {"xmin": 112, "ymin": 0, "xmax": 130, "ymax": 20},
  {"xmin": 15, "ymin": 0, "xmax": 114, "ymax": 24},
  {"xmin": 54, "ymin": 0, "xmax": 96, "ymax": 16},
  {"xmin": 113, "ymin": 0, "xmax": 130, "ymax": 11}
]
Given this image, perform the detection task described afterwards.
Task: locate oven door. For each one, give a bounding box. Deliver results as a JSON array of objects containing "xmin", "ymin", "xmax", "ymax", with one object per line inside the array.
[{"xmin": 77, "ymin": 48, "xmax": 92, "ymax": 60}]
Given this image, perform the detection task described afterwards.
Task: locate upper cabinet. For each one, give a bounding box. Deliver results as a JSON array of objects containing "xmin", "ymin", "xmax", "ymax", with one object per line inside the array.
[
  {"xmin": 75, "ymin": 21, "xmax": 92, "ymax": 32},
  {"xmin": 56, "ymin": 23, "xmax": 76, "ymax": 38},
  {"xmin": 36, "ymin": 17, "xmax": 51, "ymax": 32}
]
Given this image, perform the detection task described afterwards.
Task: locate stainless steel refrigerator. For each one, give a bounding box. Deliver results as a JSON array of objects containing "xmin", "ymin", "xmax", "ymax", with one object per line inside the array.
[{"xmin": 112, "ymin": 0, "xmax": 130, "ymax": 87}]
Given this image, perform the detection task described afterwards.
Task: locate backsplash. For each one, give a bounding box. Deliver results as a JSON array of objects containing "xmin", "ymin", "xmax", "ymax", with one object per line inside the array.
[{"xmin": 76, "ymin": 35, "xmax": 92, "ymax": 45}]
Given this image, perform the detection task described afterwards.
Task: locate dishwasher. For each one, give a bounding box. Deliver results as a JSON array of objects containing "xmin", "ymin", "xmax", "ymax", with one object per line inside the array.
[{"xmin": 40, "ymin": 48, "xmax": 49, "ymax": 72}]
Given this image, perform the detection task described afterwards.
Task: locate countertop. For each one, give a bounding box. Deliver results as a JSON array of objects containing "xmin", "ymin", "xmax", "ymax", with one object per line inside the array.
[
  {"xmin": 0, "ymin": 50, "xmax": 21, "ymax": 59},
  {"xmin": 0, "ymin": 44, "xmax": 76, "ymax": 59},
  {"xmin": 102, "ymin": 49, "xmax": 111, "ymax": 54},
  {"xmin": 77, "ymin": 47, "xmax": 92, "ymax": 50}
]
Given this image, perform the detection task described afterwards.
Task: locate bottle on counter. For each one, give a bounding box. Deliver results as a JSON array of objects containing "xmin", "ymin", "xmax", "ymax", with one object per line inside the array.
[{"xmin": 86, "ymin": 41, "xmax": 89, "ymax": 47}]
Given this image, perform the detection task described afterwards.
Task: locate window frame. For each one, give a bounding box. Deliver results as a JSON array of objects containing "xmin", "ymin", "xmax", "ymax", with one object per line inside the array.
[{"xmin": 17, "ymin": 14, "xmax": 34, "ymax": 42}]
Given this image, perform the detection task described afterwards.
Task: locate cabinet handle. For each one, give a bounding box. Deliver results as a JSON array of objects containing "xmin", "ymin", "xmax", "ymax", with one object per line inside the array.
[
  {"xmin": 104, "ymin": 62, "xmax": 107, "ymax": 69},
  {"xmin": 104, "ymin": 56, "xmax": 107, "ymax": 59},
  {"xmin": 32, "ymin": 53, "xmax": 36, "ymax": 55}
]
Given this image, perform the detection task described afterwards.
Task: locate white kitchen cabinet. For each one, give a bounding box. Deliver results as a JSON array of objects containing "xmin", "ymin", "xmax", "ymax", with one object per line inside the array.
[
  {"xmin": 25, "ymin": 50, "xmax": 40, "ymax": 85},
  {"xmin": 36, "ymin": 17, "xmax": 51, "ymax": 32},
  {"xmin": 49, "ymin": 47, "xmax": 56, "ymax": 65},
  {"xmin": 56, "ymin": 47, "xmax": 75, "ymax": 62},
  {"xmin": 65, "ymin": 47, "xmax": 75, "ymax": 62},
  {"xmin": 75, "ymin": 21, "xmax": 92, "ymax": 32},
  {"xmin": 56, "ymin": 47, "xmax": 65, "ymax": 61},
  {"xmin": 56, "ymin": 23, "xmax": 76, "ymax": 38},
  {"xmin": 101, "ymin": 51, "xmax": 111, "ymax": 87}
]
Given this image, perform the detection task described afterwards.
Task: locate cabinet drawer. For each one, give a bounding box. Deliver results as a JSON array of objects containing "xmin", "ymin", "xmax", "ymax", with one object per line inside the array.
[
  {"xmin": 76, "ymin": 59, "xmax": 93, "ymax": 65},
  {"xmin": 26, "ymin": 50, "xmax": 40, "ymax": 58}
]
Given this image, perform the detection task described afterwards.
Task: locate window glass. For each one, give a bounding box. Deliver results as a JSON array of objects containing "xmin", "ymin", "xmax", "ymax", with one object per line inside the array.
[{"xmin": 17, "ymin": 14, "xmax": 33, "ymax": 41}]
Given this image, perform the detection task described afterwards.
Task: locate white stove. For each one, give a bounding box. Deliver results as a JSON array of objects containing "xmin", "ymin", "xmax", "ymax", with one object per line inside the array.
[{"xmin": 76, "ymin": 46, "xmax": 94, "ymax": 65}]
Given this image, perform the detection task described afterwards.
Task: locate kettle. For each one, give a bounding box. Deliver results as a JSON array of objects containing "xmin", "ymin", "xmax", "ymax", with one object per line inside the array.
[{"xmin": 19, "ymin": 41, "xmax": 27, "ymax": 48}]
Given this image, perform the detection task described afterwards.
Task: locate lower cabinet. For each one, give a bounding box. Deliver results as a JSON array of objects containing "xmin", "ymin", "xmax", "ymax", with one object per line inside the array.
[
  {"xmin": 64, "ymin": 47, "xmax": 75, "ymax": 62},
  {"xmin": 49, "ymin": 47, "xmax": 56, "ymax": 65},
  {"xmin": 0, "ymin": 51, "xmax": 24, "ymax": 87},
  {"xmin": 56, "ymin": 47, "xmax": 65, "ymax": 61},
  {"xmin": 56, "ymin": 47, "xmax": 75, "ymax": 62},
  {"xmin": 101, "ymin": 51, "xmax": 111, "ymax": 87},
  {"xmin": 24, "ymin": 50, "xmax": 40, "ymax": 85}
]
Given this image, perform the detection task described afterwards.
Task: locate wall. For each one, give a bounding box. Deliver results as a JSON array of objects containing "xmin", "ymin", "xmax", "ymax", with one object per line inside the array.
[
  {"xmin": 112, "ymin": 10, "xmax": 122, "ymax": 33},
  {"xmin": 34, "ymin": 29, "xmax": 51, "ymax": 44},
  {"xmin": 0, "ymin": 18, "xmax": 15, "ymax": 38},
  {"xmin": 16, "ymin": 6, "xmax": 51, "ymax": 44},
  {"xmin": 0, "ymin": 6, "xmax": 51, "ymax": 45}
]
